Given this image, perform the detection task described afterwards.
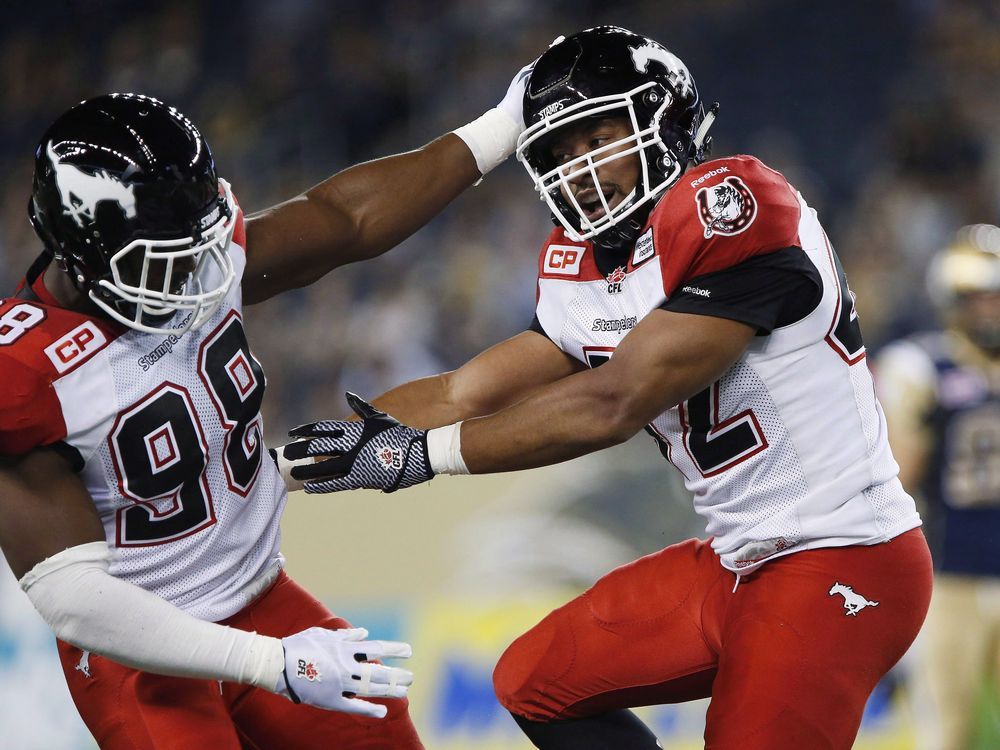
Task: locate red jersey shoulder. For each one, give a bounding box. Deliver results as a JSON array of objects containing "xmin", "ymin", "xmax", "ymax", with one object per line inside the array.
[
  {"xmin": 0, "ymin": 298, "xmax": 119, "ymax": 382},
  {"xmin": 0, "ymin": 298, "xmax": 121, "ymax": 455},
  {"xmin": 0, "ymin": 349, "xmax": 67, "ymax": 456},
  {"xmin": 537, "ymin": 227, "xmax": 602, "ymax": 282},
  {"xmin": 649, "ymin": 155, "xmax": 802, "ymax": 297}
]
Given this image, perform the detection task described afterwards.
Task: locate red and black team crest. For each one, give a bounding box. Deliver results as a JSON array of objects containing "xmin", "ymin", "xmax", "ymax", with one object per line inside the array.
[{"xmin": 695, "ymin": 176, "xmax": 758, "ymax": 239}]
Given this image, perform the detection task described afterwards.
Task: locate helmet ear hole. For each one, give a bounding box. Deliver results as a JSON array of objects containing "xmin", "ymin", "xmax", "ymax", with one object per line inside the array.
[{"xmin": 657, "ymin": 153, "xmax": 675, "ymax": 173}]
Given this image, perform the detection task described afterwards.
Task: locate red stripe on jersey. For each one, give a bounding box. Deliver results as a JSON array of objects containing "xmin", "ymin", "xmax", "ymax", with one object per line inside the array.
[{"xmin": 652, "ymin": 155, "xmax": 802, "ymax": 299}]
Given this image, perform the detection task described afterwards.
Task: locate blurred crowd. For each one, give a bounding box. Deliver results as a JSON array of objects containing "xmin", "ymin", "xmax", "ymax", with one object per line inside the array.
[{"xmin": 0, "ymin": 0, "xmax": 997, "ymax": 439}]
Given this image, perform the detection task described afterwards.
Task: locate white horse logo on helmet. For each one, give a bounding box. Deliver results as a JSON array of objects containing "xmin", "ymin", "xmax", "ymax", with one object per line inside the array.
[
  {"xmin": 828, "ymin": 582, "xmax": 879, "ymax": 616},
  {"xmin": 47, "ymin": 141, "xmax": 137, "ymax": 229}
]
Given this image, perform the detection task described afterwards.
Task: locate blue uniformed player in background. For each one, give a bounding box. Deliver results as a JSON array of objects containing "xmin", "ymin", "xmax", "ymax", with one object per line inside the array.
[{"xmin": 876, "ymin": 224, "xmax": 1000, "ymax": 750}]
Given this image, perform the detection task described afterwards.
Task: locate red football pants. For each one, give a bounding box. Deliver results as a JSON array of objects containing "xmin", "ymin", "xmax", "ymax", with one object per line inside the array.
[
  {"xmin": 56, "ymin": 571, "xmax": 423, "ymax": 750},
  {"xmin": 493, "ymin": 529, "xmax": 932, "ymax": 749}
]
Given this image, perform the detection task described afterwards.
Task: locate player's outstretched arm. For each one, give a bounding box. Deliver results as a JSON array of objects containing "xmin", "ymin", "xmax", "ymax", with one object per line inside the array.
[
  {"xmin": 270, "ymin": 330, "xmax": 582, "ymax": 489},
  {"xmin": 241, "ymin": 62, "xmax": 534, "ymax": 304},
  {"xmin": 370, "ymin": 331, "xmax": 583, "ymax": 427},
  {"xmin": 280, "ymin": 311, "xmax": 755, "ymax": 492},
  {"xmin": 0, "ymin": 449, "xmax": 412, "ymax": 717}
]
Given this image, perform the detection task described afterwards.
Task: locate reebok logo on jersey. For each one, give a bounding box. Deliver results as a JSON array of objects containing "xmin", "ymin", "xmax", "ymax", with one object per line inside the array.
[
  {"xmin": 44, "ymin": 321, "xmax": 107, "ymax": 374},
  {"xmin": 681, "ymin": 285, "xmax": 711, "ymax": 298},
  {"xmin": 828, "ymin": 582, "xmax": 879, "ymax": 616},
  {"xmin": 732, "ymin": 537, "xmax": 796, "ymax": 568},
  {"xmin": 632, "ymin": 228, "xmax": 655, "ymax": 267},
  {"xmin": 689, "ymin": 166, "xmax": 730, "ymax": 189},
  {"xmin": 544, "ymin": 245, "xmax": 586, "ymax": 276},
  {"xmin": 696, "ymin": 176, "xmax": 758, "ymax": 238},
  {"xmin": 296, "ymin": 659, "xmax": 322, "ymax": 682}
]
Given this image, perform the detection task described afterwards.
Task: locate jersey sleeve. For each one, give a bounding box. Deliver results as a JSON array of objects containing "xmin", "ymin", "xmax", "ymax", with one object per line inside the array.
[
  {"xmin": 651, "ymin": 155, "xmax": 803, "ymax": 302},
  {"xmin": 660, "ymin": 246, "xmax": 822, "ymax": 334},
  {"xmin": 0, "ymin": 353, "xmax": 68, "ymax": 456}
]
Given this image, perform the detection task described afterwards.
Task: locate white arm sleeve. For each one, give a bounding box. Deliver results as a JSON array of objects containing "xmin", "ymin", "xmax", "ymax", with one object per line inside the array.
[{"xmin": 20, "ymin": 541, "xmax": 285, "ymax": 690}]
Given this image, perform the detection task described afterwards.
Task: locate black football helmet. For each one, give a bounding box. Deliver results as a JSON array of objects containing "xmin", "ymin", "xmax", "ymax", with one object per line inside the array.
[
  {"xmin": 517, "ymin": 26, "xmax": 717, "ymax": 250},
  {"xmin": 29, "ymin": 93, "xmax": 236, "ymax": 334}
]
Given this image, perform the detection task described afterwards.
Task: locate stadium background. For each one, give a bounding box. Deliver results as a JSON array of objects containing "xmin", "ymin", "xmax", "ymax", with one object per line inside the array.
[{"xmin": 0, "ymin": 0, "xmax": 997, "ymax": 747}]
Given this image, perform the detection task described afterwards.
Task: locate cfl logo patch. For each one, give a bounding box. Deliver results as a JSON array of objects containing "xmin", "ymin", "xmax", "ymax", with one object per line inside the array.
[
  {"xmin": 377, "ymin": 446, "xmax": 403, "ymax": 470},
  {"xmin": 296, "ymin": 659, "xmax": 322, "ymax": 682}
]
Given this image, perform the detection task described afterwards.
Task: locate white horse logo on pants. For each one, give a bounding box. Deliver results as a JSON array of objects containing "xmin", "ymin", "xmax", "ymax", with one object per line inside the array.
[{"xmin": 828, "ymin": 582, "xmax": 879, "ymax": 616}]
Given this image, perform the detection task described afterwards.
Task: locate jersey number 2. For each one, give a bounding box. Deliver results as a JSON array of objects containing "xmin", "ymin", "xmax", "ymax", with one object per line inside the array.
[
  {"xmin": 679, "ymin": 383, "xmax": 768, "ymax": 476},
  {"xmin": 110, "ymin": 313, "xmax": 265, "ymax": 546},
  {"xmin": 586, "ymin": 347, "xmax": 767, "ymax": 476}
]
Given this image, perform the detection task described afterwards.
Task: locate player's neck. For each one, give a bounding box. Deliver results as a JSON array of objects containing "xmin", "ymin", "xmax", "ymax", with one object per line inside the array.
[{"xmin": 43, "ymin": 263, "xmax": 94, "ymax": 313}]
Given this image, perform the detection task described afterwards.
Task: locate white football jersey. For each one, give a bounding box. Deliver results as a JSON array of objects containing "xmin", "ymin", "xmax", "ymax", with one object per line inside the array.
[
  {"xmin": 0, "ymin": 207, "xmax": 286, "ymax": 621},
  {"xmin": 533, "ymin": 155, "xmax": 921, "ymax": 571}
]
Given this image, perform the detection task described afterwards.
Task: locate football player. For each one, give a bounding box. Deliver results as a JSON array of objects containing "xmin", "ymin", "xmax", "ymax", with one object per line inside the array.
[
  {"xmin": 876, "ymin": 226, "xmax": 1000, "ymax": 750},
  {"xmin": 281, "ymin": 27, "xmax": 934, "ymax": 749},
  {"xmin": 0, "ymin": 68, "xmax": 532, "ymax": 750}
]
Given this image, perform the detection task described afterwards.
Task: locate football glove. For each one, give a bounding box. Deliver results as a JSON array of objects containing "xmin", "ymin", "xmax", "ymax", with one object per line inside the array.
[
  {"xmin": 275, "ymin": 627, "xmax": 413, "ymax": 718},
  {"xmin": 284, "ymin": 392, "xmax": 434, "ymax": 494}
]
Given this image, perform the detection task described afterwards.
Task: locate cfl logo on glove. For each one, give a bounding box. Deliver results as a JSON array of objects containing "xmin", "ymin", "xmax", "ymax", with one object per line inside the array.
[
  {"xmin": 296, "ymin": 659, "xmax": 322, "ymax": 682},
  {"xmin": 376, "ymin": 446, "xmax": 404, "ymax": 470}
]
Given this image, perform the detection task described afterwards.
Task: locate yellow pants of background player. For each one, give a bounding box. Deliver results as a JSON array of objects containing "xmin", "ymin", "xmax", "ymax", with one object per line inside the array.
[{"xmin": 914, "ymin": 574, "xmax": 1000, "ymax": 750}]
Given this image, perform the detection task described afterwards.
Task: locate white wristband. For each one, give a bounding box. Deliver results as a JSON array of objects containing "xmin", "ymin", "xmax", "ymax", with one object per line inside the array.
[
  {"xmin": 270, "ymin": 442, "xmax": 314, "ymax": 492},
  {"xmin": 426, "ymin": 422, "xmax": 470, "ymax": 475},
  {"xmin": 453, "ymin": 108, "xmax": 522, "ymax": 177}
]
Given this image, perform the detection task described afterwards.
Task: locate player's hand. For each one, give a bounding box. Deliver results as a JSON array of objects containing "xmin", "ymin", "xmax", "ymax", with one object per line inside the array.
[
  {"xmin": 275, "ymin": 627, "xmax": 413, "ymax": 718},
  {"xmin": 284, "ymin": 392, "xmax": 434, "ymax": 494},
  {"xmin": 496, "ymin": 35, "xmax": 565, "ymax": 131}
]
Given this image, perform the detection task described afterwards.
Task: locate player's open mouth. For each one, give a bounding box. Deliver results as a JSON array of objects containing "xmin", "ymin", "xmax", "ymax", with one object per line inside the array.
[{"xmin": 577, "ymin": 187, "xmax": 620, "ymax": 221}]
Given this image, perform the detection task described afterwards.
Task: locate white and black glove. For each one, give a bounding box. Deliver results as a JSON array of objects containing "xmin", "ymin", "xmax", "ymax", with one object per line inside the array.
[
  {"xmin": 496, "ymin": 59, "xmax": 535, "ymax": 133},
  {"xmin": 496, "ymin": 35, "xmax": 565, "ymax": 131},
  {"xmin": 283, "ymin": 392, "xmax": 434, "ymax": 494},
  {"xmin": 275, "ymin": 627, "xmax": 413, "ymax": 718},
  {"xmin": 453, "ymin": 36, "xmax": 563, "ymax": 177}
]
